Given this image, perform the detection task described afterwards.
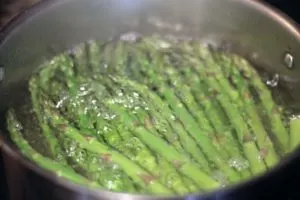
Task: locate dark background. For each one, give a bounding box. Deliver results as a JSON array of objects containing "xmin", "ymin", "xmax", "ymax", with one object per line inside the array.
[{"xmin": 0, "ymin": 0, "xmax": 299, "ymax": 199}]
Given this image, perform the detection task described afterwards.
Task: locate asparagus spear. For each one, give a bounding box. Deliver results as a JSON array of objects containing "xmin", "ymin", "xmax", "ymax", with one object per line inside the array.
[
  {"xmin": 41, "ymin": 97, "xmax": 175, "ymax": 195},
  {"xmin": 106, "ymin": 74, "xmax": 213, "ymax": 174},
  {"xmin": 6, "ymin": 109, "xmax": 100, "ymax": 188},
  {"xmin": 43, "ymin": 69, "xmax": 159, "ymax": 187},
  {"xmin": 97, "ymin": 76, "xmax": 200, "ymax": 193},
  {"xmin": 44, "ymin": 54, "xmax": 163, "ymax": 183},
  {"xmin": 108, "ymin": 73, "xmax": 215, "ymax": 174},
  {"xmin": 215, "ymin": 52, "xmax": 279, "ymax": 168},
  {"xmin": 36, "ymin": 55, "xmax": 152, "ymax": 192},
  {"xmin": 41, "ymin": 75, "xmax": 148, "ymax": 192},
  {"xmin": 49, "ymin": 52, "xmax": 189, "ymax": 192},
  {"xmin": 177, "ymin": 43, "xmax": 266, "ymax": 175},
  {"xmin": 192, "ymin": 45, "xmax": 278, "ymax": 170},
  {"xmin": 8, "ymin": 35, "xmax": 290, "ymax": 195},
  {"xmin": 136, "ymin": 38, "xmax": 244, "ymax": 161},
  {"xmin": 56, "ymin": 125, "xmax": 139, "ymax": 192},
  {"xmin": 72, "ymin": 42, "xmax": 211, "ymax": 177},
  {"xmin": 289, "ymin": 116, "xmax": 300, "ymax": 151},
  {"xmin": 45, "ymin": 67, "xmax": 220, "ymax": 191},
  {"xmin": 29, "ymin": 75, "xmax": 67, "ymax": 163},
  {"xmin": 63, "ymin": 72, "xmax": 198, "ymax": 193},
  {"xmin": 124, "ymin": 43, "xmax": 239, "ymax": 182},
  {"xmin": 102, "ymin": 91, "xmax": 221, "ymax": 190},
  {"xmin": 231, "ymin": 55, "xmax": 289, "ymax": 152},
  {"xmin": 134, "ymin": 41, "xmax": 229, "ymax": 158},
  {"xmin": 35, "ymin": 87, "xmax": 138, "ymax": 192},
  {"xmin": 160, "ymin": 48, "xmax": 251, "ymax": 178}
]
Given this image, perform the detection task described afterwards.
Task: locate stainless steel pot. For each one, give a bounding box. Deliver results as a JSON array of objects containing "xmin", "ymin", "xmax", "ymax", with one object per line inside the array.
[{"xmin": 1, "ymin": 0, "xmax": 300, "ymax": 199}]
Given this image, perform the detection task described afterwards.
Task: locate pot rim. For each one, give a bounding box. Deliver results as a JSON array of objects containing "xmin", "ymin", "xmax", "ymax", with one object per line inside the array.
[{"xmin": 1, "ymin": 0, "xmax": 300, "ymax": 199}]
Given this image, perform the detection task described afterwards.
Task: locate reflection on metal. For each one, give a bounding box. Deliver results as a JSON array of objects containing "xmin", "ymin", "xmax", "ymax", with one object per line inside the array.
[{"xmin": 284, "ymin": 52, "xmax": 294, "ymax": 69}]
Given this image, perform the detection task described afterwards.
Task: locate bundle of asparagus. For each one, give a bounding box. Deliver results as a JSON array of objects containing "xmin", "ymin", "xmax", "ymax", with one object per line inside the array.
[{"xmin": 6, "ymin": 35, "xmax": 300, "ymax": 195}]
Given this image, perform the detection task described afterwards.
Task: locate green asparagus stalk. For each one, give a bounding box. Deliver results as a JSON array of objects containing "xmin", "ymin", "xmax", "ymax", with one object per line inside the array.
[
  {"xmin": 102, "ymin": 93, "xmax": 221, "ymax": 190},
  {"xmin": 41, "ymin": 97, "xmax": 175, "ymax": 195},
  {"xmin": 134, "ymin": 42, "xmax": 229, "ymax": 158},
  {"xmin": 69, "ymin": 42, "xmax": 91, "ymax": 78},
  {"xmin": 136, "ymin": 38, "xmax": 245, "ymax": 163},
  {"xmin": 48, "ymin": 52, "xmax": 184, "ymax": 192},
  {"xmin": 6, "ymin": 109, "xmax": 100, "ymax": 188},
  {"xmin": 160, "ymin": 48, "xmax": 251, "ymax": 178},
  {"xmin": 231, "ymin": 55, "xmax": 289, "ymax": 152},
  {"xmin": 289, "ymin": 116, "xmax": 300, "ymax": 151},
  {"xmin": 43, "ymin": 55, "xmax": 176, "ymax": 192},
  {"xmin": 29, "ymin": 76, "xmax": 67, "ymax": 163},
  {"xmin": 214, "ymin": 52, "xmax": 279, "ymax": 168},
  {"xmin": 8, "ymin": 35, "xmax": 290, "ymax": 195},
  {"xmin": 195, "ymin": 45, "xmax": 277, "ymax": 170},
  {"xmin": 66, "ymin": 74, "xmax": 196, "ymax": 193},
  {"xmin": 36, "ymin": 87, "xmax": 138, "ymax": 192},
  {"xmin": 106, "ymin": 74, "xmax": 213, "ymax": 173},
  {"xmin": 39, "ymin": 73, "xmax": 146, "ymax": 192},
  {"xmin": 49, "ymin": 67, "xmax": 219, "ymax": 191},
  {"xmin": 125, "ymin": 44, "xmax": 239, "ymax": 182},
  {"xmin": 88, "ymin": 42, "xmax": 210, "ymax": 172},
  {"xmin": 96, "ymin": 77, "xmax": 199, "ymax": 193},
  {"xmin": 178, "ymin": 44, "xmax": 266, "ymax": 175},
  {"xmin": 56, "ymin": 125, "xmax": 139, "ymax": 192},
  {"xmin": 85, "ymin": 40, "xmax": 101, "ymax": 72},
  {"xmin": 42, "ymin": 68, "xmax": 167, "ymax": 191}
]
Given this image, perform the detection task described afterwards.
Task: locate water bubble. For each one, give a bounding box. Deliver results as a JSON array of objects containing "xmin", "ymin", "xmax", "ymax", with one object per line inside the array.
[
  {"xmin": 55, "ymin": 96, "xmax": 68, "ymax": 108},
  {"xmin": 118, "ymin": 91, "xmax": 124, "ymax": 97},
  {"xmin": 133, "ymin": 92, "xmax": 139, "ymax": 98},
  {"xmin": 96, "ymin": 130, "xmax": 102, "ymax": 137},
  {"xmin": 112, "ymin": 164, "xmax": 119, "ymax": 170},
  {"xmin": 284, "ymin": 53, "xmax": 294, "ymax": 69},
  {"xmin": 177, "ymin": 103, "xmax": 183, "ymax": 108},
  {"xmin": 290, "ymin": 114, "xmax": 300, "ymax": 120},
  {"xmin": 266, "ymin": 74, "xmax": 279, "ymax": 88},
  {"xmin": 158, "ymin": 41, "xmax": 171, "ymax": 49},
  {"xmin": 80, "ymin": 86, "xmax": 86, "ymax": 91},
  {"xmin": 120, "ymin": 32, "xmax": 141, "ymax": 43},
  {"xmin": 144, "ymin": 105, "xmax": 150, "ymax": 110},
  {"xmin": 103, "ymin": 126, "xmax": 109, "ymax": 132},
  {"xmin": 228, "ymin": 157, "xmax": 250, "ymax": 171},
  {"xmin": 103, "ymin": 112, "xmax": 117, "ymax": 120},
  {"xmin": 15, "ymin": 122, "xmax": 23, "ymax": 131}
]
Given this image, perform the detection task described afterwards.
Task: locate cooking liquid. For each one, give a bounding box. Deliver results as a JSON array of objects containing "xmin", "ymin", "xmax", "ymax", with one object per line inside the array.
[{"xmin": 6, "ymin": 34, "xmax": 298, "ymax": 195}]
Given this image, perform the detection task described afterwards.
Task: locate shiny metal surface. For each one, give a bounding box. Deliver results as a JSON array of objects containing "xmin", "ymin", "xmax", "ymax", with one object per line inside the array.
[{"xmin": 1, "ymin": 0, "xmax": 300, "ymax": 199}]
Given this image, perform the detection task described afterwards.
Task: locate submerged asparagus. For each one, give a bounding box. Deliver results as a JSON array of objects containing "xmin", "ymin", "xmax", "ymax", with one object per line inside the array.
[
  {"xmin": 289, "ymin": 116, "xmax": 300, "ymax": 151},
  {"xmin": 52, "ymin": 50, "xmax": 194, "ymax": 193},
  {"xmin": 44, "ymin": 103, "xmax": 175, "ymax": 194},
  {"xmin": 136, "ymin": 38, "xmax": 251, "ymax": 178},
  {"xmin": 181, "ymin": 46, "xmax": 266, "ymax": 174},
  {"xmin": 231, "ymin": 56, "xmax": 289, "ymax": 152},
  {"xmin": 124, "ymin": 42, "xmax": 240, "ymax": 183},
  {"xmin": 6, "ymin": 109, "xmax": 100, "ymax": 188},
  {"xmin": 215, "ymin": 52, "xmax": 279, "ymax": 168},
  {"xmin": 6, "ymin": 35, "xmax": 292, "ymax": 195}
]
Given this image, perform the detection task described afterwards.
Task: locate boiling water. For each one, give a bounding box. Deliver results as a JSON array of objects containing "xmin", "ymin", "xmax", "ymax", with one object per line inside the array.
[{"xmin": 6, "ymin": 33, "xmax": 299, "ymax": 195}]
